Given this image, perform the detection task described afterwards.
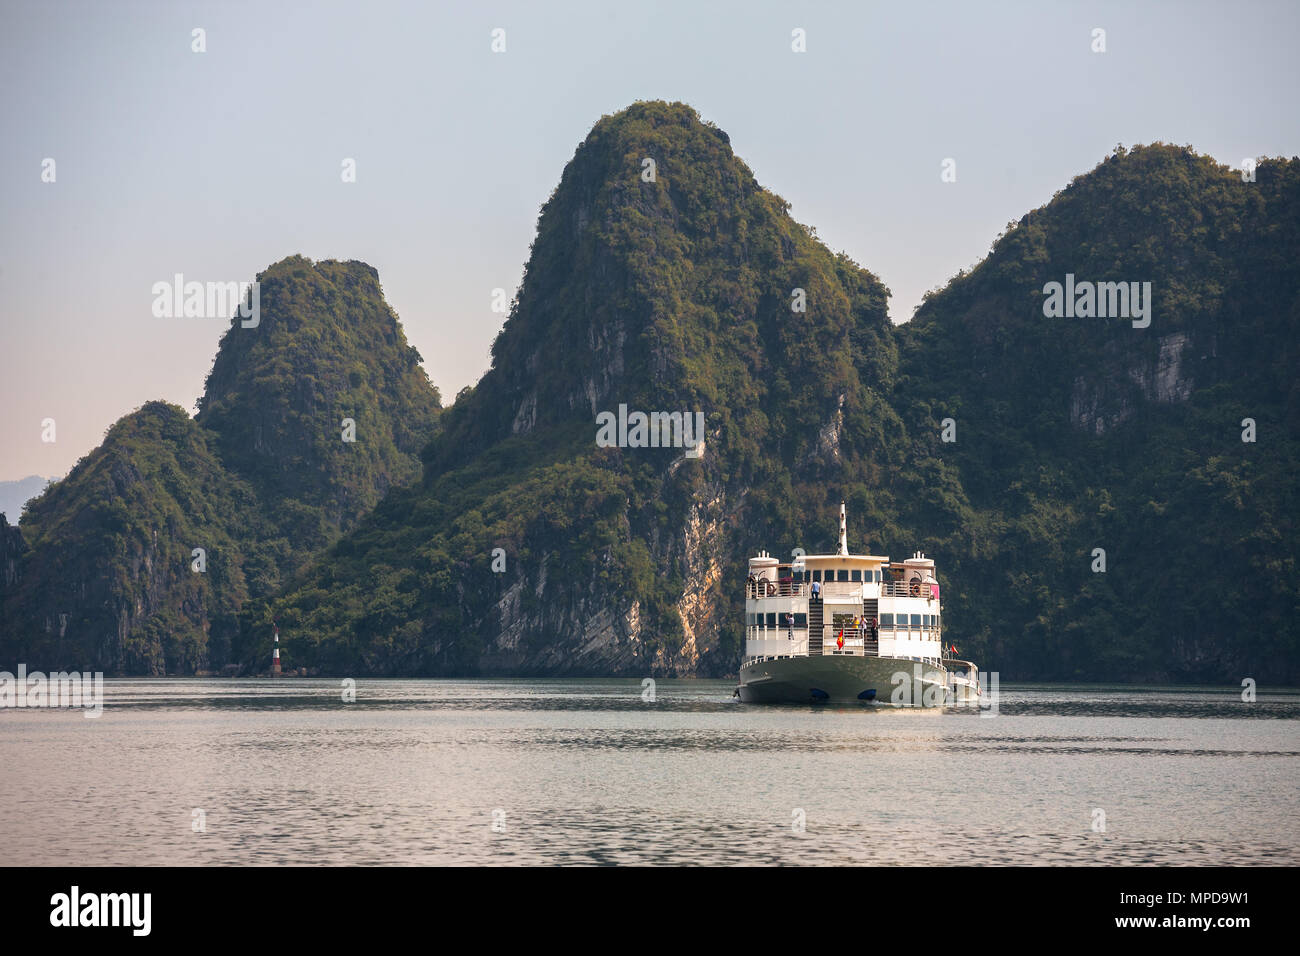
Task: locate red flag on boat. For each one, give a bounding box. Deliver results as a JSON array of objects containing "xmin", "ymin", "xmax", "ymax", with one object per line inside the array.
[{"xmin": 837, "ymin": 629, "xmax": 844, "ymax": 649}]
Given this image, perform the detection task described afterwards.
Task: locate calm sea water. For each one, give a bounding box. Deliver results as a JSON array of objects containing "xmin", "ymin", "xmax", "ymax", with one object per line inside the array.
[{"xmin": 2, "ymin": 679, "xmax": 1297, "ymax": 866}]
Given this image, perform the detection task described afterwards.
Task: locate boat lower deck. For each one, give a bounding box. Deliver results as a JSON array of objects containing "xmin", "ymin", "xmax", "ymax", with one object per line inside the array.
[{"xmin": 738, "ymin": 654, "xmax": 950, "ymax": 705}]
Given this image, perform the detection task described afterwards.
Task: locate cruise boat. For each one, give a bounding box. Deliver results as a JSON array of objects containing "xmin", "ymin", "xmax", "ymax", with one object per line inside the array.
[{"xmin": 737, "ymin": 503, "xmax": 979, "ymax": 705}]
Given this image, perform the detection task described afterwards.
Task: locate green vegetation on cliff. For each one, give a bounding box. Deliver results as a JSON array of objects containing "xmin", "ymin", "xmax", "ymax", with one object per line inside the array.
[
  {"xmin": 253, "ymin": 101, "xmax": 903, "ymax": 677},
  {"xmin": 264, "ymin": 109, "xmax": 1296, "ymax": 683},
  {"xmin": 199, "ymin": 256, "xmax": 441, "ymax": 570},
  {"xmin": 7, "ymin": 402, "xmax": 266, "ymax": 672},
  {"xmin": 4, "ymin": 104, "xmax": 1295, "ymax": 683},
  {"xmin": 1, "ymin": 258, "xmax": 442, "ymax": 674},
  {"xmin": 895, "ymin": 144, "xmax": 1299, "ymax": 681}
]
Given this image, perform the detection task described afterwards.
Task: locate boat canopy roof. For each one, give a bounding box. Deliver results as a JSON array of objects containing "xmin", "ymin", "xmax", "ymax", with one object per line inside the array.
[{"xmin": 791, "ymin": 554, "xmax": 889, "ymax": 566}]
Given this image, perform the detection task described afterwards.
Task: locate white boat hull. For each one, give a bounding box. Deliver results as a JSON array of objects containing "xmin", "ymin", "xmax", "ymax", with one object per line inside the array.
[{"xmin": 738, "ymin": 655, "xmax": 955, "ymax": 705}]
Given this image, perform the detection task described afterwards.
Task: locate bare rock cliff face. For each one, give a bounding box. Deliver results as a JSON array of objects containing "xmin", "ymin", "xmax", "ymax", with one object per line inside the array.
[
  {"xmin": 1069, "ymin": 331, "xmax": 1198, "ymax": 433},
  {"xmin": 461, "ymin": 471, "xmax": 733, "ymax": 678}
]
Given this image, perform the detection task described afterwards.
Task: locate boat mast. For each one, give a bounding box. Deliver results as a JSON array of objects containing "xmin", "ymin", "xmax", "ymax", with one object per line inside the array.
[{"xmin": 838, "ymin": 501, "xmax": 848, "ymax": 556}]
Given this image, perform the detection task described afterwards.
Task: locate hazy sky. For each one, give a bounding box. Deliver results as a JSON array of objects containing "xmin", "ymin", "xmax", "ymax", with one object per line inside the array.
[{"xmin": 2, "ymin": 0, "xmax": 1298, "ymax": 481}]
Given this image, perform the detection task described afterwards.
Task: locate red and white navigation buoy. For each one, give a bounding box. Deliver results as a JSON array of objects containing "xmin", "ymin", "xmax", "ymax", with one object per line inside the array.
[{"xmin": 271, "ymin": 623, "xmax": 282, "ymax": 678}]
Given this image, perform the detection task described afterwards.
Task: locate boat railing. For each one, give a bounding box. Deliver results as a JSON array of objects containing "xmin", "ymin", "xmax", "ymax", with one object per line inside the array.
[
  {"xmin": 818, "ymin": 581, "xmax": 863, "ymax": 598},
  {"xmin": 746, "ymin": 580, "xmax": 807, "ymax": 599},
  {"xmin": 821, "ymin": 646, "xmax": 880, "ymax": 658},
  {"xmin": 821, "ymin": 627, "xmax": 880, "ymax": 656},
  {"xmin": 748, "ymin": 626, "xmax": 883, "ymax": 658},
  {"xmin": 747, "ymin": 580, "xmax": 933, "ymax": 601},
  {"xmin": 942, "ymin": 658, "xmax": 978, "ymax": 679},
  {"xmin": 882, "ymin": 580, "xmax": 938, "ymax": 599}
]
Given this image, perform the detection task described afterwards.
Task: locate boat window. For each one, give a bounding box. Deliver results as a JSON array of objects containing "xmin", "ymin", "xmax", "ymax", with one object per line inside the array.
[
  {"xmin": 812, "ymin": 570, "xmax": 821, "ymax": 582},
  {"xmin": 910, "ymin": 614, "xmax": 922, "ymax": 628},
  {"xmin": 880, "ymin": 614, "xmax": 894, "ymax": 628},
  {"xmin": 850, "ymin": 569, "xmax": 861, "ymax": 582},
  {"xmin": 836, "ymin": 570, "xmax": 849, "ymax": 582},
  {"xmin": 765, "ymin": 613, "xmax": 777, "ymax": 628},
  {"xmin": 794, "ymin": 613, "xmax": 807, "ymax": 627}
]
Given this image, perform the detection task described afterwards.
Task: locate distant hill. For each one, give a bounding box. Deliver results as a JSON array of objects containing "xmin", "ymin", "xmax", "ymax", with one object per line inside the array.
[
  {"xmin": 0, "ymin": 475, "xmax": 56, "ymax": 525},
  {"xmin": 0, "ymin": 258, "xmax": 441, "ymax": 674}
]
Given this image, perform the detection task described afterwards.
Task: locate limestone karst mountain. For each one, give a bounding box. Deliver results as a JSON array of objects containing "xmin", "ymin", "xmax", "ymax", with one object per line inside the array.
[
  {"xmin": 1, "ymin": 258, "xmax": 441, "ymax": 674},
  {"xmin": 4, "ymin": 103, "xmax": 1295, "ymax": 682},
  {"xmin": 894, "ymin": 143, "xmax": 1299, "ymax": 681},
  {"xmin": 258, "ymin": 104, "xmax": 1298, "ymax": 682}
]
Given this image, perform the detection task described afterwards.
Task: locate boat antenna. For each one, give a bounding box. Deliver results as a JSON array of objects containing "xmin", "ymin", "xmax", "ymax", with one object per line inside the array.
[{"xmin": 838, "ymin": 501, "xmax": 848, "ymax": 556}]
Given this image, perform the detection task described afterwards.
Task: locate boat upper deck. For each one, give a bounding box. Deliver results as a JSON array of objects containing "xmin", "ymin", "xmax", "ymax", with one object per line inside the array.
[
  {"xmin": 743, "ymin": 504, "xmax": 943, "ymax": 664},
  {"xmin": 746, "ymin": 561, "xmax": 940, "ymax": 600}
]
